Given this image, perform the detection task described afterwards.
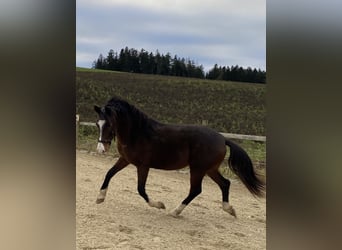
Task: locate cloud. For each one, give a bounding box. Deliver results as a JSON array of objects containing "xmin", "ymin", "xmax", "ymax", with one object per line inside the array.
[{"xmin": 77, "ymin": 0, "xmax": 265, "ymax": 71}]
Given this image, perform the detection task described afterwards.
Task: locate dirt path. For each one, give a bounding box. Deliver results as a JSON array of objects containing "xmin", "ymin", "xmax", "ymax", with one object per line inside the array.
[{"xmin": 76, "ymin": 150, "xmax": 266, "ymax": 250}]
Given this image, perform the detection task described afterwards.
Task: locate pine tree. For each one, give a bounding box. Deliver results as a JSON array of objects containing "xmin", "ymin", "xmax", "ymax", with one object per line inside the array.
[
  {"xmin": 93, "ymin": 54, "xmax": 106, "ymax": 69},
  {"xmin": 93, "ymin": 47, "xmax": 265, "ymax": 83}
]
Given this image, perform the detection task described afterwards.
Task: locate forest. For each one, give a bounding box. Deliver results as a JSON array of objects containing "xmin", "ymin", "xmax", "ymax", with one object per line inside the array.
[{"xmin": 93, "ymin": 47, "xmax": 266, "ymax": 84}]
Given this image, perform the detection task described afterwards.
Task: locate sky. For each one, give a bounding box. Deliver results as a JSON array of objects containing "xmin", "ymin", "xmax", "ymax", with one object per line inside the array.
[{"xmin": 76, "ymin": 0, "xmax": 266, "ymax": 72}]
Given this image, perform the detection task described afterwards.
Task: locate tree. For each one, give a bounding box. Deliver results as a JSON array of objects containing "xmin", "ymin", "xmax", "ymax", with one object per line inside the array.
[
  {"xmin": 93, "ymin": 54, "xmax": 106, "ymax": 69},
  {"xmin": 206, "ymin": 64, "xmax": 220, "ymax": 79},
  {"xmin": 106, "ymin": 49, "xmax": 116, "ymax": 70},
  {"xmin": 139, "ymin": 49, "xmax": 150, "ymax": 73},
  {"xmin": 93, "ymin": 47, "xmax": 266, "ymax": 83}
]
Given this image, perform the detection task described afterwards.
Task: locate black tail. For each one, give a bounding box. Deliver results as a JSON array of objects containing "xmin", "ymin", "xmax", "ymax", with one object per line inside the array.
[{"xmin": 225, "ymin": 139, "xmax": 265, "ymax": 197}]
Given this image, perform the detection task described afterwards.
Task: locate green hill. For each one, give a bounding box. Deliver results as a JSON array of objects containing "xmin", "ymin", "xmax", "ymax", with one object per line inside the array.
[{"xmin": 76, "ymin": 68, "xmax": 265, "ymax": 136}]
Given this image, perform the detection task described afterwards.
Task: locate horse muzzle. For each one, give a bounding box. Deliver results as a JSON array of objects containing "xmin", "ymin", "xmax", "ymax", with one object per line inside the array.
[{"xmin": 97, "ymin": 140, "xmax": 111, "ymax": 154}]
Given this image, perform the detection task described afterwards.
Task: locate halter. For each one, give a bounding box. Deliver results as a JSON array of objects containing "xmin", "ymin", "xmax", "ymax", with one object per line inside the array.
[{"xmin": 98, "ymin": 139, "xmax": 112, "ymax": 145}]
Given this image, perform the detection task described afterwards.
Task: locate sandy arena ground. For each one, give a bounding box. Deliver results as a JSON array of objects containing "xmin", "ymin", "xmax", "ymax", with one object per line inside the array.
[{"xmin": 76, "ymin": 150, "xmax": 266, "ymax": 250}]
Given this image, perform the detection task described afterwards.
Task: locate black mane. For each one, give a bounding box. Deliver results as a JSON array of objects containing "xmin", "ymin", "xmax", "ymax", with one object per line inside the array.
[{"xmin": 105, "ymin": 97, "xmax": 159, "ymax": 143}]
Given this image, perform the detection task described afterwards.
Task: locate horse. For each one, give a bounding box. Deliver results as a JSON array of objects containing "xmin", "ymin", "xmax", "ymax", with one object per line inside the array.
[{"xmin": 94, "ymin": 96, "xmax": 265, "ymax": 217}]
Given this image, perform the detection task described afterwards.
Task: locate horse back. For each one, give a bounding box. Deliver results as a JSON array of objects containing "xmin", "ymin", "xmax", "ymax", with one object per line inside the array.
[{"xmin": 117, "ymin": 124, "xmax": 226, "ymax": 170}]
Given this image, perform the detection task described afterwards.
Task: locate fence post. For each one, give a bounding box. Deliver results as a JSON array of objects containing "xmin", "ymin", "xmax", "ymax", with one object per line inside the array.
[
  {"xmin": 201, "ymin": 120, "xmax": 208, "ymax": 126},
  {"xmin": 76, "ymin": 114, "xmax": 79, "ymax": 144}
]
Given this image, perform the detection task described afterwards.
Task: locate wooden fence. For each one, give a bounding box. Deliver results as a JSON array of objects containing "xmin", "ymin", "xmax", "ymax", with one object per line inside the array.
[{"xmin": 76, "ymin": 115, "xmax": 266, "ymax": 142}]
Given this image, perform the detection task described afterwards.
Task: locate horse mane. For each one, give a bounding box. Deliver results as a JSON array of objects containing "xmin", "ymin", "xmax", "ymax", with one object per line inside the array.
[{"xmin": 105, "ymin": 96, "xmax": 159, "ymax": 143}]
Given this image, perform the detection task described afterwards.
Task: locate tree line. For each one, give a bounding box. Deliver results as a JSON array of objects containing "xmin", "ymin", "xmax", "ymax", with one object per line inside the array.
[
  {"xmin": 206, "ymin": 64, "xmax": 266, "ymax": 83},
  {"xmin": 93, "ymin": 47, "xmax": 266, "ymax": 83}
]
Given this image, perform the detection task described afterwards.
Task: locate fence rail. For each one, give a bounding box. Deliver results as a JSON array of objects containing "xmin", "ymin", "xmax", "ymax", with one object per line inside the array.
[
  {"xmin": 79, "ymin": 122, "xmax": 97, "ymax": 127},
  {"xmin": 77, "ymin": 116, "xmax": 266, "ymax": 142},
  {"xmin": 219, "ymin": 133, "xmax": 266, "ymax": 142}
]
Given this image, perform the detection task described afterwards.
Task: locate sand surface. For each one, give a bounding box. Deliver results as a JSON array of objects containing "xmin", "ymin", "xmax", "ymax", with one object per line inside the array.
[{"xmin": 76, "ymin": 150, "xmax": 266, "ymax": 250}]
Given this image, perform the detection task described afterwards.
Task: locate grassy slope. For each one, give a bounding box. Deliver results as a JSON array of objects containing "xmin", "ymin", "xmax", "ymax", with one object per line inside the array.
[
  {"xmin": 76, "ymin": 68, "xmax": 265, "ymax": 135},
  {"xmin": 76, "ymin": 68, "xmax": 266, "ymax": 170}
]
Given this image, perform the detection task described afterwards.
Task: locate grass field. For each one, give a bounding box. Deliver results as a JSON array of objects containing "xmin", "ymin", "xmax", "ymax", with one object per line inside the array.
[
  {"xmin": 76, "ymin": 67, "xmax": 266, "ymax": 172},
  {"xmin": 76, "ymin": 67, "xmax": 265, "ymax": 135}
]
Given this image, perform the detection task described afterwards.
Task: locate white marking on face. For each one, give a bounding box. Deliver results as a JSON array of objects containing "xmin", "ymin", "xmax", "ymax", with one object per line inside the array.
[
  {"xmin": 97, "ymin": 120, "xmax": 106, "ymax": 153},
  {"xmin": 97, "ymin": 119, "xmax": 106, "ymax": 141}
]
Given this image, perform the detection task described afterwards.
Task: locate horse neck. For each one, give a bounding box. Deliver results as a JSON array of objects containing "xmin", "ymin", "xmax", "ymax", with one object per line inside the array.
[
  {"xmin": 115, "ymin": 112, "xmax": 155, "ymax": 146},
  {"xmin": 115, "ymin": 120, "xmax": 132, "ymax": 146}
]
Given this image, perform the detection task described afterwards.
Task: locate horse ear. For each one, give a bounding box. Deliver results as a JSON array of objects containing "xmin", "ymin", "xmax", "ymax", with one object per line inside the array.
[{"xmin": 94, "ymin": 105, "xmax": 101, "ymax": 114}]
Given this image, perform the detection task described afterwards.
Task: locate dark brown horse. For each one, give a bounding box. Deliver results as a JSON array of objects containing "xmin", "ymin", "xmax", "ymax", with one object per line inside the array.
[{"xmin": 94, "ymin": 97, "xmax": 264, "ymax": 217}]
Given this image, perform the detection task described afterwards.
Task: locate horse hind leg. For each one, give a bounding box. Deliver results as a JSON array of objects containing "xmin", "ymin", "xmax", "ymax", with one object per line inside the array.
[
  {"xmin": 207, "ymin": 169, "xmax": 236, "ymax": 218},
  {"xmin": 170, "ymin": 170, "xmax": 205, "ymax": 217}
]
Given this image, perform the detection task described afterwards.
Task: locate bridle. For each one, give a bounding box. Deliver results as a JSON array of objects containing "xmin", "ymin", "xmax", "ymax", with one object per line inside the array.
[
  {"xmin": 98, "ymin": 139, "xmax": 112, "ymax": 145},
  {"xmin": 96, "ymin": 117, "xmax": 115, "ymax": 146}
]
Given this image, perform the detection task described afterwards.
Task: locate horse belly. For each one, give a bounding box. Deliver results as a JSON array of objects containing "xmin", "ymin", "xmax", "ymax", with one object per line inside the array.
[
  {"xmin": 150, "ymin": 160, "xmax": 188, "ymax": 170},
  {"xmin": 148, "ymin": 147, "xmax": 189, "ymax": 170}
]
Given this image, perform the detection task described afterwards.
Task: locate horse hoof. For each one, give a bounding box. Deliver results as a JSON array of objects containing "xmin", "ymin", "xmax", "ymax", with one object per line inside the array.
[
  {"xmin": 153, "ymin": 201, "xmax": 165, "ymax": 209},
  {"xmin": 169, "ymin": 211, "xmax": 180, "ymax": 218},
  {"xmin": 96, "ymin": 198, "xmax": 105, "ymax": 204},
  {"xmin": 228, "ymin": 207, "xmax": 237, "ymax": 218},
  {"xmin": 158, "ymin": 202, "xmax": 166, "ymax": 209},
  {"xmin": 96, "ymin": 189, "xmax": 107, "ymax": 204},
  {"xmin": 169, "ymin": 204, "xmax": 186, "ymax": 217},
  {"xmin": 223, "ymin": 203, "xmax": 237, "ymax": 218},
  {"xmin": 148, "ymin": 200, "xmax": 166, "ymax": 209},
  {"xmin": 226, "ymin": 206, "xmax": 237, "ymax": 218}
]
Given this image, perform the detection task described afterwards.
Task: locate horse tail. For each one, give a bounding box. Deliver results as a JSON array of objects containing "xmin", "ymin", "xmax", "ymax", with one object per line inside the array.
[{"xmin": 225, "ymin": 139, "xmax": 265, "ymax": 197}]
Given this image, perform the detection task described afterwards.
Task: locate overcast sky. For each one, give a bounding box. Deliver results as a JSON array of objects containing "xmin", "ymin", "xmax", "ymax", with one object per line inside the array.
[{"xmin": 77, "ymin": 0, "xmax": 266, "ymax": 72}]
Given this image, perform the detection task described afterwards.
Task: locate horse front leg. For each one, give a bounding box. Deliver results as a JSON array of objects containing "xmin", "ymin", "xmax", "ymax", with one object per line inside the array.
[
  {"xmin": 137, "ymin": 166, "xmax": 165, "ymax": 209},
  {"xmin": 96, "ymin": 157, "xmax": 129, "ymax": 204}
]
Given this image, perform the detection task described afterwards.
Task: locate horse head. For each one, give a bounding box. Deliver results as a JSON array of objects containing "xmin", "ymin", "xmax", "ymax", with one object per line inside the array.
[{"xmin": 94, "ymin": 105, "xmax": 115, "ymax": 153}]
